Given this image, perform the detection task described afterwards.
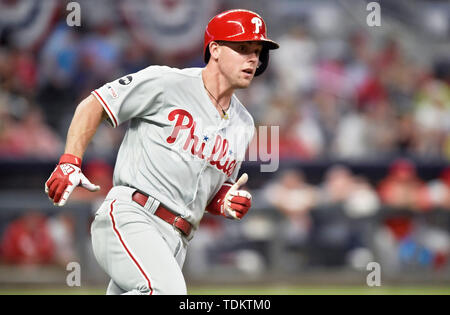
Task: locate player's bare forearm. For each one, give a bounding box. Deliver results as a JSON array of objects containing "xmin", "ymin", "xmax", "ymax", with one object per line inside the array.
[
  {"xmin": 64, "ymin": 94, "xmax": 107, "ymax": 159},
  {"xmin": 45, "ymin": 94, "xmax": 104, "ymax": 206}
]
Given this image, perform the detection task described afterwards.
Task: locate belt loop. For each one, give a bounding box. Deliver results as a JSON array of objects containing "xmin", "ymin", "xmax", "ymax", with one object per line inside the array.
[
  {"xmin": 133, "ymin": 188, "xmax": 160, "ymax": 214},
  {"xmin": 147, "ymin": 198, "xmax": 160, "ymax": 215},
  {"xmin": 143, "ymin": 196, "xmax": 153, "ymax": 212}
]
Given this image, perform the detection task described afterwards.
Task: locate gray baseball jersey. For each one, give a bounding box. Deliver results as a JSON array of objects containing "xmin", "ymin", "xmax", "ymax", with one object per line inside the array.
[{"xmin": 91, "ymin": 66, "xmax": 255, "ymax": 231}]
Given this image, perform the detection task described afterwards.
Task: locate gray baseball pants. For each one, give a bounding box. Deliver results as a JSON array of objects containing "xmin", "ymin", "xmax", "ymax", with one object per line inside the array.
[{"xmin": 91, "ymin": 186, "xmax": 188, "ymax": 295}]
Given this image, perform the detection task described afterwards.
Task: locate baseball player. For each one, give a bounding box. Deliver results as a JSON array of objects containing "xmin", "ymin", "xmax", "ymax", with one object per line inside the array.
[{"xmin": 44, "ymin": 9, "xmax": 279, "ymax": 294}]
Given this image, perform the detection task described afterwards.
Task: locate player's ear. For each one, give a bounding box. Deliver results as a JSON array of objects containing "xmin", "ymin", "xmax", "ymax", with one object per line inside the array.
[{"xmin": 209, "ymin": 41, "xmax": 221, "ymax": 61}]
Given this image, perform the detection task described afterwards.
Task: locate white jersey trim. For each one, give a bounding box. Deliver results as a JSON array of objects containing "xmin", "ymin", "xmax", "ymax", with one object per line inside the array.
[{"xmin": 92, "ymin": 90, "xmax": 119, "ymax": 128}]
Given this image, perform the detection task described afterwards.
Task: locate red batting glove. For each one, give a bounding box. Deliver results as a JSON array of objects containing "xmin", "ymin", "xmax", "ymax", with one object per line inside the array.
[
  {"xmin": 207, "ymin": 173, "xmax": 252, "ymax": 220},
  {"xmin": 45, "ymin": 154, "xmax": 100, "ymax": 206}
]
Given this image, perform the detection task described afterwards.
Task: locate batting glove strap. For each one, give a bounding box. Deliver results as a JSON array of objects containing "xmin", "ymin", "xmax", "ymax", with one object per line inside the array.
[
  {"xmin": 58, "ymin": 153, "xmax": 82, "ymax": 168},
  {"xmin": 205, "ymin": 186, "xmax": 252, "ymax": 220},
  {"xmin": 206, "ymin": 182, "xmax": 233, "ymax": 216}
]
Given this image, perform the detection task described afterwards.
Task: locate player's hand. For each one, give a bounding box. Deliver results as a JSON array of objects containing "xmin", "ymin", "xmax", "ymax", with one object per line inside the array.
[
  {"xmin": 222, "ymin": 173, "xmax": 252, "ymax": 220},
  {"xmin": 45, "ymin": 154, "xmax": 100, "ymax": 206}
]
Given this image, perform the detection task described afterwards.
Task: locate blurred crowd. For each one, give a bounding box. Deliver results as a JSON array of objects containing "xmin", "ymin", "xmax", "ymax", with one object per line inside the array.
[
  {"xmin": 0, "ymin": 1, "xmax": 449, "ymax": 162},
  {"xmin": 248, "ymin": 27, "xmax": 450, "ymax": 161},
  {"xmin": 0, "ymin": 211, "xmax": 76, "ymax": 266},
  {"xmin": 2, "ymin": 158, "xmax": 449, "ymax": 274},
  {"xmin": 0, "ymin": 0, "xmax": 449, "ymax": 276},
  {"xmin": 186, "ymin": 158, "xmax": 450, "ymax": 276},
  {"xmin": 261, "ymin": 159, "xmax": 450, "ymax": 271}
]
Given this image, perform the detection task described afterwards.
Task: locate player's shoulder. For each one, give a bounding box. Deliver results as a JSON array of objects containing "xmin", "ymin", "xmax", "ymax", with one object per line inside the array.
[
  {"xmin": 137, "ymin": 65, "xmax": 173, "ymax": 78},
  {"xmin": 140, "ymin": 65, "xmax": 202, "ymax": 79}
]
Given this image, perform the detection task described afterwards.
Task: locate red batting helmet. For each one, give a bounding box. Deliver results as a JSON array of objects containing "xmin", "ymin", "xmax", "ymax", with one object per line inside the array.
[{"xmin": 204, "ymin": 9, "xmax": 279, "ymax": 76}]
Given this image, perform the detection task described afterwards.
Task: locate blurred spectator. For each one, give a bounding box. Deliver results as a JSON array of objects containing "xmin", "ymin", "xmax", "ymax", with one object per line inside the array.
[
  {"xmin": 121, "ymin": 39, "xmax": 152, "ymax": 74},
  {"xmin": 395, "ymin": 113, "xmax": 417, "ymax": 156},
  {"xmin": 5, "ymin": 49, "xmax": 38, "ymax": 96},
  {"xmin": 184, "ymin": 216, "xmax": 225, "ymax": 276},
  {"xmin": 37, "ymin": 23, "xmax": 81, "ymax": 130},
  {"xmin": 413, "ymin": 79, "xmax": 450, "ymax": 159},
  {"xmin": 377, "ymin": 159, "xmax": 432, "ymax": 212},
  {"xmin": 278, "ymin": 107, "xmax": 324, "ymax": 160},
  {"xmin": 312, "ymin": 90, "xmax": 342, "ymax": 154},
  {"xmin": 332, "ymin": 108, "xmax": 370, "ymax": 159},
  {"xmin": 0, "ymin": 211, "xmax": 54, "ymax": 265},
  {"xmin": 264, "ymin": 168, "xmax": 317, "ymax": 247},
  {"xmin": 318, "ymin": 165, "xmax": 355, "ymax": 204},
  {"xmin": 344, "ymin": 176, "xmax": 380, "ymax": 219},
  {"xmin": 343, "ymin": 176, "xmax": 380, "ymax": 269},
  {"xmin": 397, "ymin": 225, "xmax": 450, "ymax": 271},
  {"xmin": 47, "ymin": 213, "xmax": 77, "ymax": 266},
  {"xmin": 294, "ymin": 106, "xmax": 325, "ymax": 159},
  {"xmin": 428, "ymin": 167, "xmax": 450, "ymax": 209},
  {"xmin": 272, "ymin": 26, "xmax": 317, "ymax": 94},
  {"xmin": 0, "ymin": 104, "xmax": 63, "ymax": 159},
  {"xmin": 39, "ymin": 23, "xmax": 81, "ymax": 87},
  {"xmin": 355, "ymin": 65, "xmax": 388, "ymax": 111},
  {"xmin": 315, "ymin": 58, "xmax": 347, "ymax": 98},
  {"xmin": 0, "ymin": 48, "xmax": 36, "ymax": 96},
  {"xmin": 261, "ymin": 95, "xmax": 293, "ymax": 127},
  {"xmin": 374, "ymin": 159, "xmax": 433, "ymax": 272},
  {"xmin": 385, "ymin": 59, "xmax": 418, "ymax": 116},
  {"xmin": 309, "ymin": 165, "xmax": 379, "ymax": 267},
  {"xmin": 257, "ymin": 96, "xmax": 314, "ymax": 160},
  {"xmin": 76, "ymin": 21, "xmax": 125, "ymax": 93},
  {"xmin": 375, "ymin": 163, "xmax": 450, "ymax": 272},
  {"xmin": 366, "ymin": 101, "xmax": 399, "ymax": 156},
  {"xmin": 343, "ymin": 31, "xmax": 373, "ymax": 98}
]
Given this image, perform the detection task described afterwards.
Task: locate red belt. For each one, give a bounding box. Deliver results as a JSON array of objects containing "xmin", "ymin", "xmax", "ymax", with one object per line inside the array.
[{"xmin": 132, "ymin": 191, "xmax": 192, "ymax": 236}]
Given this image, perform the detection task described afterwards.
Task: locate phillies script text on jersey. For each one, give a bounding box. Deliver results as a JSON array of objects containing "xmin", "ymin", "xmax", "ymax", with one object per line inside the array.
[{"xmin": 166, "ymin": 109, "xmax": 237, "ymax": 177}]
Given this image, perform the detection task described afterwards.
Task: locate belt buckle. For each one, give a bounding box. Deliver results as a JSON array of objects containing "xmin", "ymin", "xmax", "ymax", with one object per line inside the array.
[
  {"xmin": 173, "ymin": 215, "xmax": 188, "ymax": 236},
  {"xmin": 172, "ymin": 215, "xmax": 181, "ymax": 229}
]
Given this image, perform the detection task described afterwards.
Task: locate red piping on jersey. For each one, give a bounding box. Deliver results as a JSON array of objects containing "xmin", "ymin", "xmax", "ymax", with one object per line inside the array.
[
  {"xmin": 93, "ymin": 90, "xmax": 118, "ymax": 127},
  {"xmin": 109, "ymin": 199, "xmax": 153, "ymax": 295}
]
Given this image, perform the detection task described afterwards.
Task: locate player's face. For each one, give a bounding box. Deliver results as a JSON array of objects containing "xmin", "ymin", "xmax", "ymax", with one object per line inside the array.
[{"xmin": 217, "ymin": 41, "xmax": 263, "ymax": 89}]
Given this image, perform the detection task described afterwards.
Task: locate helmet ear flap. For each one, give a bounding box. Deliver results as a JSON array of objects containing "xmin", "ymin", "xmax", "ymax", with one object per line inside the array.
[{"xmin": 255, "ymin": 48, "xmax": 269, "ymax": 76}]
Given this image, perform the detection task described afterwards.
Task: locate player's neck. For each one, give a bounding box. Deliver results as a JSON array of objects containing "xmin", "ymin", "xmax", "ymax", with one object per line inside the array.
[{"xmin": 201, "ymin": 67, "xmax": 233, "ymax": 111}]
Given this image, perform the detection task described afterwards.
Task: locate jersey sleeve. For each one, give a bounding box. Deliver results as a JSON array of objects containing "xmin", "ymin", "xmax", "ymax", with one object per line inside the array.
[{"xmin": 91, "ymin": 66, "xmax": 166, "ymax": 128}]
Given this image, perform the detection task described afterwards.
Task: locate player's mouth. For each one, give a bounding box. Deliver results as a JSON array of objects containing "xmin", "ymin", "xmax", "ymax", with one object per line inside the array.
[{"xmin": 242, "ymin": 68, "xmax": 254, "ymax": 77}]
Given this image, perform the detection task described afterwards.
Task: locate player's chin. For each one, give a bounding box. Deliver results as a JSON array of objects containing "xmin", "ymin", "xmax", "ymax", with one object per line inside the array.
[{"xmin": 235, "ymin": 76, "xmax": 253, "ymax": 89}]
